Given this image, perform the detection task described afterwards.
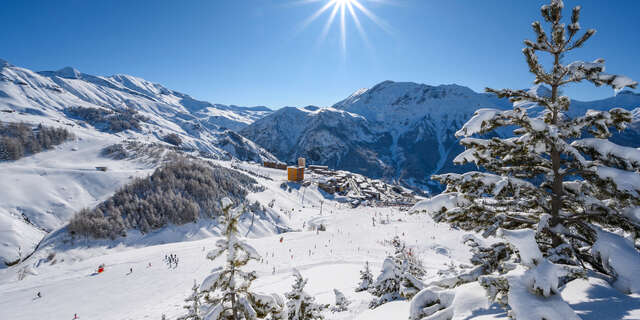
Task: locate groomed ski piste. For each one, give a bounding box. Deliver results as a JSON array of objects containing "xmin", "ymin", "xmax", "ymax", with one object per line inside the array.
[{"xmin": 1, "ymin": 155, "xmax": 639, "ymax": 320}]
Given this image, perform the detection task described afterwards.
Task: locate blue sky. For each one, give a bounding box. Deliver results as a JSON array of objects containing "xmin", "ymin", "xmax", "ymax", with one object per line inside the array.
[{"xmin": 1, "ymin": 0, "xmax": 638, "ymax": 108}]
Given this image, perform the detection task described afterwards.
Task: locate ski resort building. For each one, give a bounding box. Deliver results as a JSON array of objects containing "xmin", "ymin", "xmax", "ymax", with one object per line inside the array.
[
  {"xmin": 263, "ymin": 161, "xmax": 287, "ymax": 170},
  {"xmin": 287, "ymin": 166, "xmax": 304, "ymax": 182}
]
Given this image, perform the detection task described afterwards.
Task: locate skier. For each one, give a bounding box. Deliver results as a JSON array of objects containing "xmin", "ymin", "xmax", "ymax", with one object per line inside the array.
[
  {"xmin": 36, "ymin": 291, "xmax": 41, "ymax": 299},
  {"xmin": 73, "ymin": 313, "xmax": 79, "ymax": 319},
  {"xmin": 279, "ymin": 236, "xmax": 284, "ymax": 243}
]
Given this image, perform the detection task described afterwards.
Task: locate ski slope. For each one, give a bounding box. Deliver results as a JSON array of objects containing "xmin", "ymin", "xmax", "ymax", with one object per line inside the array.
[
  {"xmin": 0, "ymin": 129, "xmax": 156, "ymax": 266},
  {"xmin": 1, "ymin": 161, "xmax": 638, "ymax": 320}
]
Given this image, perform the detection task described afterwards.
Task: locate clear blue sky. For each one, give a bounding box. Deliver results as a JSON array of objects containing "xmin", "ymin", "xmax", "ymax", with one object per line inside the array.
[{"xmin": 1, "ymin": 0, "xmax": 638, "ymax": 108}]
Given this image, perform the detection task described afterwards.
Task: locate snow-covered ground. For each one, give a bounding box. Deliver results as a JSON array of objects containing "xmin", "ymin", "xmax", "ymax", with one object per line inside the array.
[
  {"xmin": 1, "ymin": 161, "xmax": 638, "ymax": 320},
  {"xmin": 0, "ymin": 129, "xmax": 155, "ymax": 266}
]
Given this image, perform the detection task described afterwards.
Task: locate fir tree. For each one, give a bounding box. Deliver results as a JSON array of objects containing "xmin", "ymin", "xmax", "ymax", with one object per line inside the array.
[
  {"xmin": 285, "ymin": 269, "xmax": 328, "ymax": 320},
  {"xmin": 369, "ymin": 236, "xmax": 425, "ymax": 308},
  {"xmin": 413, "ymin": 0, "xmax": 640, "ymax": 318},
  {"xmin": 330, "ymin": 289, "xmax": 350, "ymax": 313},
  {"xmin": 177, "ymin": 281, "xmax": 203, "ymax": 320},
  {"xmin": 199, "ymin": 198, "xmax": 284, "ymax": 320},
  {"xmin": 355, "ymin": 261, "xmax": 373, "ymax": 292}
]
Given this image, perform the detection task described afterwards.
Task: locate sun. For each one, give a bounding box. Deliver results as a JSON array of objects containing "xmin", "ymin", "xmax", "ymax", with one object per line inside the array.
[{"xmin": 297, "ymin": 0, "xmax": 391, "ymax": 55}]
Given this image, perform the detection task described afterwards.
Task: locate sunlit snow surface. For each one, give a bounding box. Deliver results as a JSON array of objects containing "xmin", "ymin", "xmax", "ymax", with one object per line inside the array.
[{"xmin": 0, "ymin": 161, "xmax": 638, "ymax": 319}]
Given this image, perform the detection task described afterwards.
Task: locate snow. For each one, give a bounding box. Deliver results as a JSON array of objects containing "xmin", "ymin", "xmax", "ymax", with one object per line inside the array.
[
  {"xmin": 0, "ymin": 155, "xmax": 636, "ymax": 319},
  {"xmin": 591, "ymin": 228, "xmax": 640, "ymax": 294},
  {"xmin": 572, "ymin": 138, "xmax": 640, "ymax": 168},
  {"xmin": 410, "ymin": 193, "xmax": 468, "ymax": 216},
  {"xmin": 0, "ymin": 160, "xmax": 485, "ymax": 320},
  {"xmin": 0, "ymin": 60, "xmax": 280, "ymax": 265},
  {"xmin": 595, "ymin": 166, "xmax": 640, "ymax": 197},
  {"xmin": 0, "ymin": 63, "xmax": 639, "ymax": 319},
  {"xmin": 0, "ymin": 134, "xmax": 154, "ymax": 266},
  {"xmin": 611, "ymin": 75, "xmax": 638, "ymax": 94},
  {"xmin": 562, "ymin": 276, "xmax": 640, "ymax": 320},
  {"xmin": 506, "ymin": 266, "xmax": 581, "ymax": 320},
  {"xmin": 455, "ymin": 109, "xmax": 500, "ymax": 137},
  {"xmin": 499, "ymin": 229, "xmax": 542, "ymax": 267}
]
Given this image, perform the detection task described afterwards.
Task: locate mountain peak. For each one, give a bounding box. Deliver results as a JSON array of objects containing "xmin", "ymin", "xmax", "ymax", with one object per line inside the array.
[
  {"xmin": 0, "ymin": 58, "xmax": 10, "ymax": 68},
  {"xmin": 55, "ymin": 66, "xmax": 83, "ymax": 79},
  {"xmin": 303, "ymin": 105, "xmax": 321, "ymax": 111}
]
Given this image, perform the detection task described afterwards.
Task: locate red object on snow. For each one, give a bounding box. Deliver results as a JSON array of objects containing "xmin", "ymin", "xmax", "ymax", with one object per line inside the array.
[{"xmin": 97, "ymin": 267, "xmax": 104, "ymax": 273}]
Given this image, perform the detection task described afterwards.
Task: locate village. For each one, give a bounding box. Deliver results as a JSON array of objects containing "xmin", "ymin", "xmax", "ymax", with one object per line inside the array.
[{"xmin": 263, "ymin": 158, "xmax": 417, "ymax": 207}]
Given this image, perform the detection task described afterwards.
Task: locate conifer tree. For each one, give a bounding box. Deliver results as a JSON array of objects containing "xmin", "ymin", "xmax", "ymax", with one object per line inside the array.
[
  {"xmin": 330, "ymin": 289, "xmax": 350, "ymax": 313},
  {"xmin": 284, "ymin": 269, "xmax": 328, "ymax": 320},
  {"xmin": 355, "ymin": 261, "xmax": 373, "ymax": 292},
  {"xmin": 412, "ymin": 0, "xmax": 640, "ymax": 318},
  {"xmin": 199, "ymin": 198, "xmax": 284, "ymax": 320},
  {"xmin": 369, "ymin": 236, "xmax": 425, "ymax": 308},
  {"xmin": 177, "ymin": 281, "xmax": 203, "ymax": 320}
]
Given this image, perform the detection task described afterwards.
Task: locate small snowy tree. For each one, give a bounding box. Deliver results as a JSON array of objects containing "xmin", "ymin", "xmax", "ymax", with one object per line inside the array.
[
  {"xmin": 369, "ymin": 236, "xmax": 426, "ymax": 308},
  {"xmin": 413, "ymin": 0, "xmax": 640, "ymax": 318},
  {"xmin": 330, "ymin": 289, "xmax": 350, "ymax": 312},
  {"xmin": 177, "ymin": 281, "xmax": 203, "ymax": 320},
  {"xmin": 199, "ymin": 198, "xmax": 284, "ymax": 320},
  {"xmin": 355, "ymin": 261, "xmax": 373, "ymax": 292},
  {"xmin": 285, "ymin": 269, "xmax": 328, "ymax": 320}
]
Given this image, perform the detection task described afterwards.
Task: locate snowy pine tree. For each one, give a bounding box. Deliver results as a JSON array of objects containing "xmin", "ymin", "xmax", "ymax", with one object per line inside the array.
[
  {"xmin": 198, "ymin": 198, "xmax": 284, "ymax": 320},
  {"xmin": 355, "ymin": 261, "xmax": 373, "ymax": 292},
  {"xmin": 369, "ymin": 236, "xmax": 425, "ymax": 308},
  {"xmin": 285, "ymin": 269, "xmax": 328, "ymax": 320},
  {"xmin": 412, "ymin": 0, "xmax": 640, "ymax": 318},
  {"xmin": 177, "ymin": 281, "xmax": 203, "ymax": 320},
  {"xmin": 330, "ymin": 289, "xmax": 350, "ymax": 313}
]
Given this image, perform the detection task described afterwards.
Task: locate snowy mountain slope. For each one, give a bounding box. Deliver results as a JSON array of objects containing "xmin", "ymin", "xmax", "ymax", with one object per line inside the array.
[
  {"xmin": 241, "ymin": 81, "xmax": 640, "ymax": 193},
  {"xmin": 0, "ymin": 131, "xmax": 155, "ymax": 267},
  {"xmin": 1, "ymin": 161, "xmax": 637, "ymax": 319},
  {"xmin": 239, "ymin": 106, "xmax": 397, "ymax": 178},
  {"xmin": 0, "ymin": 60, "xmax": 283, "ymax": 266},
  {"xmin": 0, "ymin": 59, "xmax": 276, "ymax": 162}
]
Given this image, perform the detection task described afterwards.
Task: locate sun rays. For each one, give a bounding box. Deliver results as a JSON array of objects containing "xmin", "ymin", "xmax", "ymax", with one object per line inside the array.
[{"xmin": 296, "ymin": 0, "xmax": 391, "ymax": 55}]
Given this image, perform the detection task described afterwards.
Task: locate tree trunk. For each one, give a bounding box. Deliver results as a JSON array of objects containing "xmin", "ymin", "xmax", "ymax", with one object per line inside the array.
[{"xmin": 549, "ymin": 52, "xmax": 564, "ymax": 247}]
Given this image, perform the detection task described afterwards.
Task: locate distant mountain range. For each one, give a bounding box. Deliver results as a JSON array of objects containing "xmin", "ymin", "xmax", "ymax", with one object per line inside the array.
[
  {"xmin": 241, "ymin": 81, "xmax": 640, "ymax": 193},
  {"xmin": 2, "ymin": 58, "xmax": 639, "ymax": 194},
  {"xmin": 0, "ymin": 58, "xmax": 276, "ymax": 163}
]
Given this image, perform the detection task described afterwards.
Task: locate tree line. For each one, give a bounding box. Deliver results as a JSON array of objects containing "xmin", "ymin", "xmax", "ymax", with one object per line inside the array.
[
  {"xmin": 0, "ymin": 122, "xmax": 73, "ymax": 160},
  {"xmin": 68, "ymin": 159, "xmax": 262, "ymax": 239}
]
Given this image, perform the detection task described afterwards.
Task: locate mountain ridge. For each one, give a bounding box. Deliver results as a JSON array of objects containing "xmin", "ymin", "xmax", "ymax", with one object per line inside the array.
[{"xmin": 242, "ymin": 80, "xmax": 640, "ymax": 192}]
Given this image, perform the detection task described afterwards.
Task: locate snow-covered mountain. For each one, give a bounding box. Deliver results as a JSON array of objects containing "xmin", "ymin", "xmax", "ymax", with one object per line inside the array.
[
  {"xmin": 0, "ymin": 59, "xmax": 275, "ymax": 161},
  {"xmin": 241, "ymin": 80, "xmax": 640, "ymax": 192},
  {"xmin": 0, "ymin": 60, "xmax": 281, "ymax": 266}
]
